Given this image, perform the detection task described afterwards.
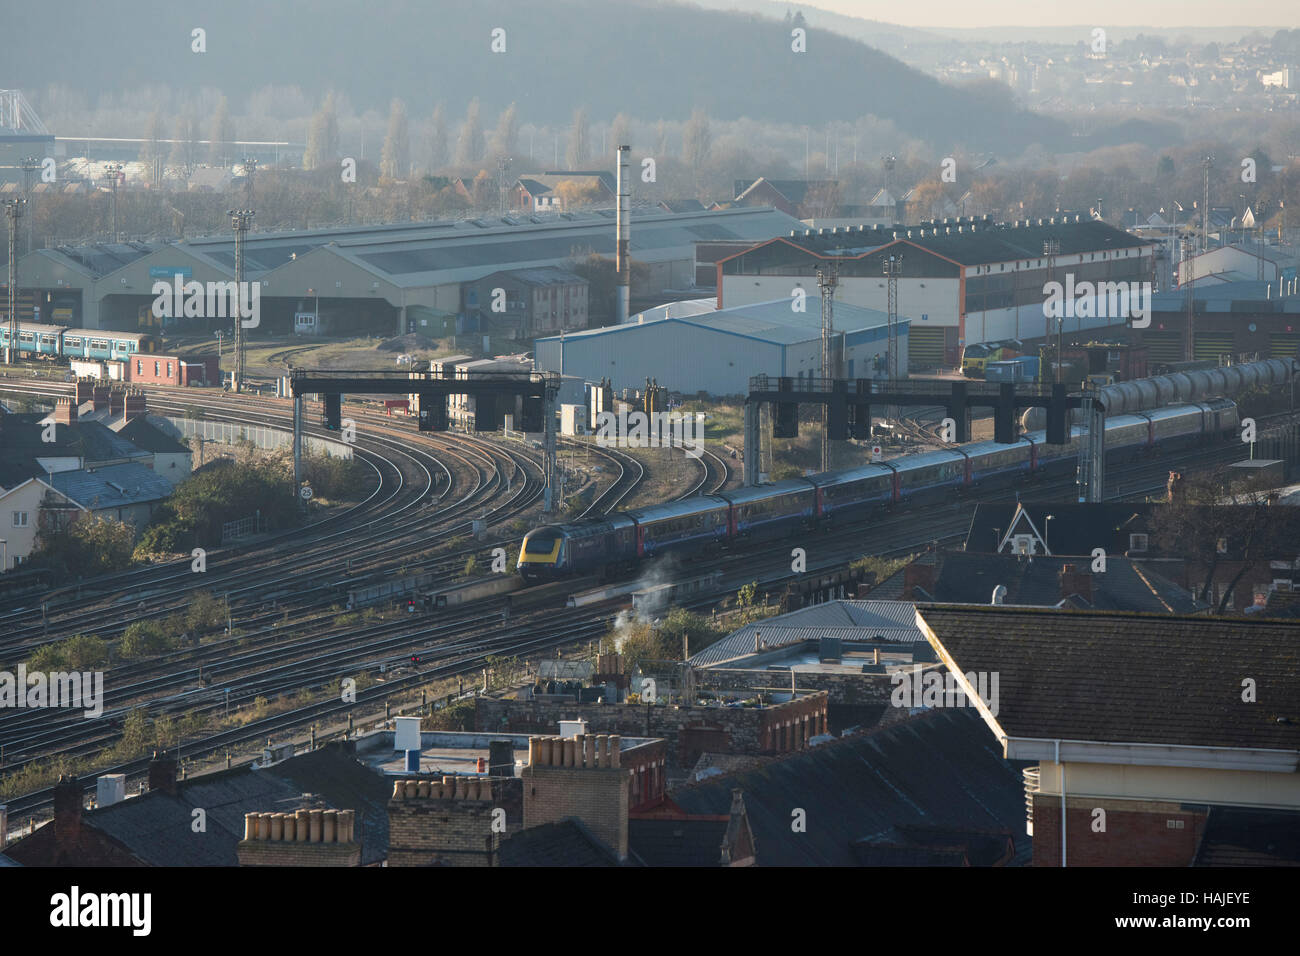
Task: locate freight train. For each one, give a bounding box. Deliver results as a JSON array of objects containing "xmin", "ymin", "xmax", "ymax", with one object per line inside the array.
[
  {"xmin": 0, "ymin": 322, "xmax": 160, "ymax": 362},
  {"xmin": 517, "ymin": 399, "xmax": 1239, "ymax": 580}
]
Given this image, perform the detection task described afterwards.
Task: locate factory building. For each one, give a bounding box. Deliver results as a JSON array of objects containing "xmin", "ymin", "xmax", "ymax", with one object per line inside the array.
[
  {"xmin": 13, "ymin": 206, "xmax": 801, "ymax": 338},
  {"xmin": 534, "ymin": 298, "xmax": 908, "ymax": 398},
  {"xmin": 718, "ymin": 215, "xmax": 1157, "ymax": 370},
  {"xmin": 1133, "ymin": 278, "xmax": 1300, "ymax": 366}
]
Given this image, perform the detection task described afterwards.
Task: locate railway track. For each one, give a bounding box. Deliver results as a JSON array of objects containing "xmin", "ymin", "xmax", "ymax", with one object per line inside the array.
[{"xmin": 3, "ymin": 376, "xmax": 1290, "ymax": 819}]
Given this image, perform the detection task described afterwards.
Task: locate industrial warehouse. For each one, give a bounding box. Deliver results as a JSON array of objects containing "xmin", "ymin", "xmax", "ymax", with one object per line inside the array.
[
  {"xmin": 718, "ymin": 216, "xmax": 1159, "ymax": 369},
  {"xmin": 534, "ymin": 297, "xmax": 909, "ymax": 397},
  {"xmin": 11, "ymin": 205, "xmax": 801, "ymax": 338}
]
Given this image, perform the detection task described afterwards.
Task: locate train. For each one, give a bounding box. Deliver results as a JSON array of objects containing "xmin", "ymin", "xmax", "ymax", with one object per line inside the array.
[
  {"xmin": 517, "ymin": 398, "xmax": 1240, "ymax": 580},
  {"xmin": 960, "ymin": 339, "xmax": 1024, "ymax": 378},
  {"xmin": 0, "ymin": 322, "xmax": 160, "ymax": 362}
]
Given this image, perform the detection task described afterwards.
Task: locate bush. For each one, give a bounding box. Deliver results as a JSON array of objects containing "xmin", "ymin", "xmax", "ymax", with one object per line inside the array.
[
  {"xmin": 31, "ymin": 515, "xmax": 136, "ymax": 578},
  {"xmin": 27, "ymin": 633, "xmax": 108, "ymax": 671},
  {"xmin": 301, "ymin": 453, "xmax": 371, "ymax": 501},
  {"xmin": 118, "ymin": 620, "xmax": 179, "ymax": 659}
]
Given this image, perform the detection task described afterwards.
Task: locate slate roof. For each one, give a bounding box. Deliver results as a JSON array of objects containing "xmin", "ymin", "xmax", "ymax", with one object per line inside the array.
[
  {"xmin": 497, "ymin": 819, "xmax": 622, "ymax": 867},
  {"xmin": 628, "ymin": 818, "xmax": 730, "ymax": 866},
  {"xmin": 50, "ymin": 462, "xmax": 175, "ymax": 511},
  {"xmin": 668, "ymin": 707, "xmax": 1029, "ymax": 867},
  {"xmin": 5, "ymin": 415, "xmax": 150, "ymax": 464},
  {"xmin": 0, "ymin": 456, "xmax": 47, "ymax": 491},
  {"xmin": 114, "ymin": 417, "xmax": 191, "ymax": 454},
  {"xmin": 966, "ymin": 501, "xmax": 1154, "ymax": 556},
  {"xmin": 917, "ymin": 604, "xmax": 1300, "ymax": 751},
  {"xmin": 735, "ymin": 178, "xmax": 837, "ymax": 206},
  {"xmin": 84, "ymin": 745, "xmax": 391, "ymax": 866},
  {"xmin": 1193, "ymin": 808, "xmax": 1300, "ymax": 866},
  {"xmin": 691, "ymin": 600, "xmax": 921, "ymax": 665},
  {"xmin": 927, "ymin": 551, "xmax": 1204, "ymax": 614}
]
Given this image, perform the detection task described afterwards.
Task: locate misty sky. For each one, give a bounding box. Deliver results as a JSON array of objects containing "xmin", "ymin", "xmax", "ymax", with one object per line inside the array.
[{"xmin": 771, "ymin": 0, "xmax": 1287, "ymax": 29}]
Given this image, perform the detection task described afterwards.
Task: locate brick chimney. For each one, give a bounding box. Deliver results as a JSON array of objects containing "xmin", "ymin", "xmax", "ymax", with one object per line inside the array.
[
  {"xmin": 903, "ymin": 560, "xmax": 936, "ymax": 600},
  {"xmin": 75, "ymin": 378, "xmax": 94, "ymax": 406},
  {"xmin": 53, "ymin": 396, "xmax": 77, "ymax": 425},
  {"xmin": 237, "ymin": 807, "xmax": 360, "ymax": 866},
  {"xmin": 522, "ymin": 733, "xmax": 628, "ymax": 860},
  {"xmin": 124, "ymin": 389, "xmax": 147, "ymax": 422},
  {"xmin": 52, "ymin": 774, "xmax": 83, "ymax": 861},
  {"xmin": 92, "ymin": 384, "xmax": 110, "ymax": 411},
  {"xmin": 109, "ymin": 387, "xmax": 125, "ymax": 416},
  {"xmin": 1059, "ymin": 564, "xmax": 1093, "ymax": 604},
  {"xmin": 148, "ymin": 749, "xmax": 178, "ymax": 797},
  {"xmin": 387, "ymin": 776, "xmax": 501, "ymax": 866}
]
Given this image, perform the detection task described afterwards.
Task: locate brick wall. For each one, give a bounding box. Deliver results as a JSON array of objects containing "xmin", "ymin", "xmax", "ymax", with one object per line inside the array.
[
  {"xmin": 237, "ymin": 841, "xmax": 360, "ymax": 867},
  {"xmin": 387, "ymin": 778, "xmax": 501, "ymax": 867},
  {"xmin": 522, "ymin": 765, "xmax": 629, "ymax": 860},
  {"xmin": 1031, "ymin": 795, "xmax": 1208, "ymax": 867}
]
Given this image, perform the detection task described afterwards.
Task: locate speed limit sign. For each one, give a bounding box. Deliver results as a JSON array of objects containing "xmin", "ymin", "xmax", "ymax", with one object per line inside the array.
[{"xmin": 299, "ymin": 485, "xmax": 313, "ymax": 500}]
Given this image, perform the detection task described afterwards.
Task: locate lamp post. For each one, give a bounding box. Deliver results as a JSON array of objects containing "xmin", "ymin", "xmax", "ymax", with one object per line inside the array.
[{"xmin": 1044, "ymin": 515, "xmax": 1054, "ymax": 555}]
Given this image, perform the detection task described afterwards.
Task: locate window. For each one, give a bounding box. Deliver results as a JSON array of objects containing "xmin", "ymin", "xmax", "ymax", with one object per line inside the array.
[
  {"xmin": 154, "ymin": 361, "xmax": 160, "ymax": 376},
  {"xmin": 167, "ymin": 362, "xmax": 173, "ymax": 377},
  {"xmin": 1129, "ymin": 533, "xmax": 1148, "ymax": 552},
  {"xmin": 1216, "ymin": 537, "xmax": 1228, "ymax": 554},
  {"xmin": 13, "ymin": 511, "xmax": 29, "ymax": 527},
  {"xmin": 137, "ymin": 360, "xmax": 143, "ymax": 374}
]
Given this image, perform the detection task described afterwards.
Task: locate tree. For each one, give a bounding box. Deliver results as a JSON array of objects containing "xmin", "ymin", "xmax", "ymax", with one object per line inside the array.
[
  {"xmin": 610, "ymin": 112, "xmax": 632, "ymax": 152},
  {"xmin": 303, "ymin": 93, "xmax": 340, "ymax": 171},
  {"xmin": 553, "ymin": 178, "xmax": 603, "ymax": 209},
  {"xmin": 427, "ymin": 102, "xmax": 448, "ymax": 171},
  {"xmin": 454, "ymin": 98, "xmax": 485, "ymax": 166},
  {"xmin": 139, "ymin": 110, "xmax": 165, "ymax": 184},
  {"xmin": 682, "ymin": 108, "xmax": 712, "ymax": 171},
  {"xmin": 208, "ymin": 96, "xmax": 234, "ymax": 167},
  {"xmin": 380, "ymin": 98, "xmax": 410, "ymax": 179},
  {"xmin": 654, "ymin": 120, "xmax": 670, "ymax": 158},
  {"xmin": 566, "ymin": 107, "xmax": 590, "ymax": 168},
  {"xmin": 1151, "ymin": 468, "xmax": 1300, "ymax": 612},
  {"xmin": 490, "ymin": 101, "xmax": 519, "ymax": 159}
]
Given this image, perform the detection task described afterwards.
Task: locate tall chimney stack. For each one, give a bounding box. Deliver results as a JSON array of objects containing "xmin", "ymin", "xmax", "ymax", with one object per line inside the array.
[{"xmin": 616, "ymin": 145, "xmax": 631, "ymax": 324}]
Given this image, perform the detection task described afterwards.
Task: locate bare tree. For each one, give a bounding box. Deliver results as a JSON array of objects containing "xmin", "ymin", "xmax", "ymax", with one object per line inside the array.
[
  {"xmin": 208, "ymin": 96, "xmax": 234, "ymax": 167},
  {"xmin": 454, "ymin": 97, "xmax": 485, "ymax": 167},
  {"xmin": 566, "ymin": 107, "xmax": 590, "ymax": 169},
  {"xmin": 490, "ymin": 101, "xmax": 520, "ymax": 159},
  {"xmin": 427, "ymin": 101, "xmax": 448, "ymax": 172},
  {"xmin": 682, "ymin": 108, "xmax": 712, "ymax": 171},
  {"xmin": 380, "ymin": 98, "xmax": 410, "ymax": 179}
]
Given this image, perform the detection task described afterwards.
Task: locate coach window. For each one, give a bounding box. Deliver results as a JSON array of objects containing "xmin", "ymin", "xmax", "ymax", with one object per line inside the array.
[
  {"xmin": 167, "ymin": 362, "xmax": 173, "ymax": 377},
  {"xmin": 137, "ymin": 360, "xmax": 143, "ymax": 374},
  {"xmin": 154, "ymin": 361, "xmax": 160, "ymax": 376}
]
